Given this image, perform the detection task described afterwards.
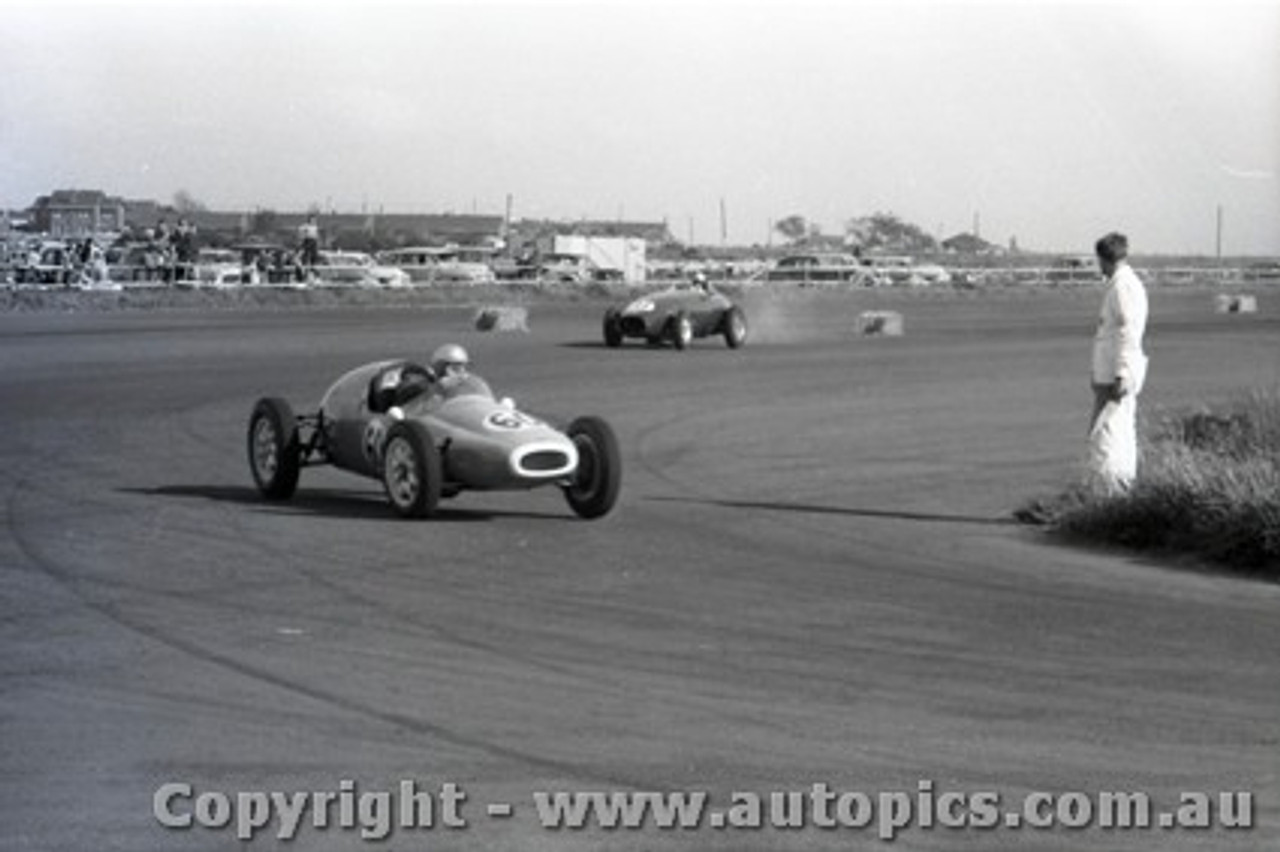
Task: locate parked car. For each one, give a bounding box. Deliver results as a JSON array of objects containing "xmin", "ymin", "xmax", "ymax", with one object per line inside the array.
[
  {"xmin": 862, "ymin": 255, "xmax": 916, "ymax": 286},
  {"xmin": 314, "ymin": 251, "xmax": 410, "ymax": 288},
  {"xmin": 765, "ymin": 252, "xmax": 870, "ymax": 285},
  {"xmin": 907, "ymin": 263, "xmax": 953, "ymax": 286},
  {"xmin": 234, "ymin": 243, "xmax": 309, "ymax": 288},
  {"xmin": 375, "ymin": 247, "xmax": 496, "ymax": 285},
  {"xmin": 1242, "ymin": 261, "xmax": 1280, "ymax": 283},
  {"xmin": 13, "ymin": 242, "xmax": 77, "ymax": 286},
  {"xmin": 1046, "ymin": 256, "xmax": 1100, "ymax": 283},
  {"xmin": 189, "ymin": 248, "xmax": 245, "ymax": 289},
  {"xmin": 537, "ymin": 252, "xmax": 595, "ymax": 284}
]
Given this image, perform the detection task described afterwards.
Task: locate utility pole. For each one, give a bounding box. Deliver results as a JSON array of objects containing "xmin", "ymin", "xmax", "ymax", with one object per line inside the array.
[
  {"xmin": 719, "ymin": 197, "xmax": 727, "ymax": 246},
  {"xmin": 1216, "ymin": 204, "xmax": 1223, "ymax": 262}
]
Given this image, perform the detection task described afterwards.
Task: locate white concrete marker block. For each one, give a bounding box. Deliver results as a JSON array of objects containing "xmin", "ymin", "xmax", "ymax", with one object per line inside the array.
[
  {"xmin": 474, "ymin": 305, "xmax": 529, "ymax": 332},
  {"xmin": 1215, "ymin": 294, "xmax": 1258, "ymax": 314},
  {"xmin": 857, "ymin": 310, "xmax": 904, "ymax": 336}
]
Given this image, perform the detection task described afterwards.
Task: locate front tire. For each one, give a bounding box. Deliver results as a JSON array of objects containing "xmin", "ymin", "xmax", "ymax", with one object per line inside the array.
[
  {"xmin": 603, "ymin": 310, "xmax": 623, "ymax": 348},
  {"xmin": 381, "ymin": 421, "xmax": 442, "ymax": 518},
  {"xmin": 722, "ymin": 306, "xmax": 747, "ymax": 349},
  {"xmin": 248, "ymin": 397, "xmax": 301, "ymax": 500},
  {"xmin": 563, "ymin": 416, "xmax": 622, "ymax": 519},
  {"xmin": 668, "ymin": 312, "xmax": 693, "ymax": 350}
]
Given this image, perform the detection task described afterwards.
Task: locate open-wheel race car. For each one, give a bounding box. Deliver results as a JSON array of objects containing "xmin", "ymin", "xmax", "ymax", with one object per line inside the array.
[
  {"xmin": 602, "ymin": 279, "xmax": 747, "ymax": 350},
  {"xmin": 247, "ymin": 358, "xmax": 622, "ymax": 519}
]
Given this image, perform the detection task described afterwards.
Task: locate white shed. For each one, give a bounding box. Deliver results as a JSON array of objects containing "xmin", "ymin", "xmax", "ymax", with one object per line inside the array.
[{"xmin": 553, "ymin": 235, "xmax": 646, "ymax": 282}]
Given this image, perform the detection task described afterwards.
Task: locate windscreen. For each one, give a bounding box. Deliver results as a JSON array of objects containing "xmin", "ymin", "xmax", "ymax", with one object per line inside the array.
[{"xmin": 435, "ymin": 373, "xmax": 494, "ymax": 402}]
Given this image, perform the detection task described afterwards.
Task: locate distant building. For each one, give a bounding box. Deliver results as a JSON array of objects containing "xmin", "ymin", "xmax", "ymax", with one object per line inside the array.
[
  {"xmin": 941, "ymin": 232, "xmax": 1000, "ymax": 255},
  {"xmin": 511, "ymin": 218, "xmax": 674, "ymax": 255},
  {"xmin": 31, "ymin": 189, "xmax": 127, "ymax": 236},
  {"xmin": 18, "ymin": 188, "xmax": 674, "ymax": 252},
  {"xmin": 569, "ymin": 219, "xmax": 674, "ymax": 245},
  {"xmin": 364, "ymin": 213, "xmax": 505, "ymax": 246}
]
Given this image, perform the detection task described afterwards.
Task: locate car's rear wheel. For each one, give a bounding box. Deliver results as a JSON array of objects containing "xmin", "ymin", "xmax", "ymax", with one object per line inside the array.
[
  {"xmin": 563, "ymin": 416, "xmax": 622, "ymax": 519},
  {"xmin": 603, "ymin": 310, "xmax": 623, "ymax": 348},
  {"xmin": 722, "ymin": 306, "xmax": 747, "ymax": 349},
  {"xmin": 381, "ymin": 421, "xmax": 442, "ymax": 518},
  {"xmin": 248, "ymin": 397, "xmax": 301, "ymax": 500},
  {"xmin": 668, "ymin": 313, "xmax": 693, "ymax": 350}
]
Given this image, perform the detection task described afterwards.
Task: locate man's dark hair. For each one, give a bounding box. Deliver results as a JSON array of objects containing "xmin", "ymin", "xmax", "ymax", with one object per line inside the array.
[{"xmin": 1095, "ymin": 232, "xmax": 1129, "ymax": 263}]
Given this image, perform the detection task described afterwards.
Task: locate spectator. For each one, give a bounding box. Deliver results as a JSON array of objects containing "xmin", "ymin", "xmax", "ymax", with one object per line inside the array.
[
  {"xmin": 1088, "ymin": 231, "xmax": 1150, "ymax": 495},
  {"xmin": 173, "ymin": 218, "xmax": 197, "ymax": 282},
  {"xmin": 298, "ymin": 214, "xmax": 320, "ymax": 268}
]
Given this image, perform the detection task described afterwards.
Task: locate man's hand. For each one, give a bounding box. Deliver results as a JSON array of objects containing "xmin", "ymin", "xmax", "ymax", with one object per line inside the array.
[{"xmin": 1092, "ymin": 379, "xmax": 1126, "ymax": 405}]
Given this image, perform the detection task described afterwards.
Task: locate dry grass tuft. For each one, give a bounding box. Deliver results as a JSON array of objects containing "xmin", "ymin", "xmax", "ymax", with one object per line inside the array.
[{"xmin": 1018, "ymin": 389, "xmax": 1280, "ymax": 575}]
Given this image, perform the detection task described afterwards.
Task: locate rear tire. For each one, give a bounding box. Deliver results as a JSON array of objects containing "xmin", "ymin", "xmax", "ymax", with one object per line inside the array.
[
  {"xmin": 563, "ymin": 416, "xmax": 622, "ymax": 519},
  {"xmin": 381, "ymin": 421, "xmax": 442, "ymax": 518},
  {"xmin": 248, "ymin": 397, "xmax": 301, "ymax": 500},
  {"xmin": 722, "ymin": 306, "xmax": 747, "ymax": 349}
]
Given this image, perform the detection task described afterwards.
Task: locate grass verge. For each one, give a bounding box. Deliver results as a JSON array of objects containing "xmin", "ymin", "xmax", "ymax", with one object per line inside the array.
[{"xmin": 1017, "ymin": 389, "xmax": 1280, "ymax": 575}]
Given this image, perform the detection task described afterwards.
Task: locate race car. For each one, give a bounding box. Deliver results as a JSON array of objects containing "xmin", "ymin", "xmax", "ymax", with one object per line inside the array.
[
  {"xmin": 247, "ymin": 360, "xmax": 621, "ymax": 519},
  {"xmin": 602, "ymin": 279, "xmax": 747, "ymax": 350}
]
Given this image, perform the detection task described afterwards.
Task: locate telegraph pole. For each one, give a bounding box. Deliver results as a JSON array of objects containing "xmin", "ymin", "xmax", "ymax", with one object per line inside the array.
[{"xmin": 1216, "ymin": 204, "xmax": 1223, "ymax": 262}]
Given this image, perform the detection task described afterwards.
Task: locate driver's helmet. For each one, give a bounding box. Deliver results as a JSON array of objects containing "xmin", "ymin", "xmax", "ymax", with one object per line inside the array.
[
  {"xmin": 692, "ymin": 270, "xmax": 710, "ymax": 289},
  {"xmin": 431, "ymin": 343, "xmax": 470, "ymax": 379}
]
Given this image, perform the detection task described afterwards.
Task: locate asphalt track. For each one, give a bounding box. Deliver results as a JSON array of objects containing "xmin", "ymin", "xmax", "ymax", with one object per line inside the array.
[{"xmin": 1, "ymin": 287, "xmax": 1277, "ymax": 851}]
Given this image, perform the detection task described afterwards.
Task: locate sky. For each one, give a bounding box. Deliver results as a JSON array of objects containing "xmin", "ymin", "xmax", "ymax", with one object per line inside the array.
[{"xmin": 1, "ymin": 0, "xmax": 1277, "ymax": 255}]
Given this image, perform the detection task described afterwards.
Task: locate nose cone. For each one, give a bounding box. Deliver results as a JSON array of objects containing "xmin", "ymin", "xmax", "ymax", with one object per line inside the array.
[{"xmin": 509, "ymin": 439, "xmax": 579, "ymax": 479}]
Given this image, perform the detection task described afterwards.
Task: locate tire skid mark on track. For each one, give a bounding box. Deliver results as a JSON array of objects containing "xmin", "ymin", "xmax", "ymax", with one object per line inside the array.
[
  {"xmin": 167, "ymin": 397, "xmax": 904, "ymax": 740},
  {"xmin": 629, "ymin": 402, "xmax": 1154, "ymax": 612},
  {"xmin": 5, "ymin": 397, "xmax": 656, "ymax": 786},
  {"xmin": 119, "ymin": 395, "xmax": 820, "ymax": 774},
  {"xmin": 633, "ymin": 403, "xmax": 973, "ymax": 555},
  {"xmin": 173, "ymin": 400, "xmax": 856, "ymax": 729},
  {"xmin": 6, "ymin": 464, "xmax": 656, "ymax": 789},
  {"xmin": 20, "ymin": 394, "xmax": 844, "ymax": 721},
  {"xmin": 171, "ymin": 395, "xmax": 645, "ymax": 683}
]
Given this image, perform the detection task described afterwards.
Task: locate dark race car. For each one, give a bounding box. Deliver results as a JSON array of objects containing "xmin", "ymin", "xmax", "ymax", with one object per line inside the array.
[
  {"xmin": 602, "ymin": 281, "xmax": 747, "ymax": 350},
  {"xmin": 248, "ymin": 360, "xmax": 621, "ymax": 519}
]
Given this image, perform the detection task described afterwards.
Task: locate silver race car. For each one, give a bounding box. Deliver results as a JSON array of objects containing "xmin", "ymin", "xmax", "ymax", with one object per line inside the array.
[{"xmin": 247, "ymin": 358, "xmax": 621, "ymax": 519}]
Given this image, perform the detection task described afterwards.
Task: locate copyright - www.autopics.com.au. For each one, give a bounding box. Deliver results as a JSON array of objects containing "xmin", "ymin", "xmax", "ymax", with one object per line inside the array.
[{"xmin": 153, "ymin": 778, "xmax": 1256, "ymax": 843}]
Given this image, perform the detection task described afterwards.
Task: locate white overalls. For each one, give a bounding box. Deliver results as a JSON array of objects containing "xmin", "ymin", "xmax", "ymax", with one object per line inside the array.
[{"xmin": 1089, "ymin": 262, "xmax": 1149, "ymax": 494}]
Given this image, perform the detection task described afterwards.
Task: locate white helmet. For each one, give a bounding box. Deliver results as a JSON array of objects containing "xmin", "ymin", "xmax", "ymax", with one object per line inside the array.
[{"xmin": 431, "ymin": 343, "xmax": 469, "ymax": 377}]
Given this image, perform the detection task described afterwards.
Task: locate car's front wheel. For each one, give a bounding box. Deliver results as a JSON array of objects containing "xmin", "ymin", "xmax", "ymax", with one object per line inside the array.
[
  {"xmin": 563, "ymin": 416, "xmax": 622, "ymax": 519},
  {"xmin": 603, "ymin": 310, "xmax": 623, "ymax": 348},
  {"xmin": 248, "ymin": 397, "xmax": 301, "ymax": 500},
  {"xmin": 722, "ymin": 306, "xmax": 747, "ymax": 349},
  {"xmin": 668, "ymin": 313, "xmax": 693, "ymax": 350},
  {"xmin": 382, "ymin": 421, "xmax": 442, "ymax": 518}
]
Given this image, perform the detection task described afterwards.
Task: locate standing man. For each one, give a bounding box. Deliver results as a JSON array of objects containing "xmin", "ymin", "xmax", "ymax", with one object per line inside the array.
[
  {"xmin": 1089, "ymin": 231, "xmax": 1149, "ymax": 495},
  {"xmin": 173, "ymin": 218, "xmax": 197, "ymax": 282},
  {"xmin": 298, "ymin": 214, "xmax": 320, "ymax": 269}
]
